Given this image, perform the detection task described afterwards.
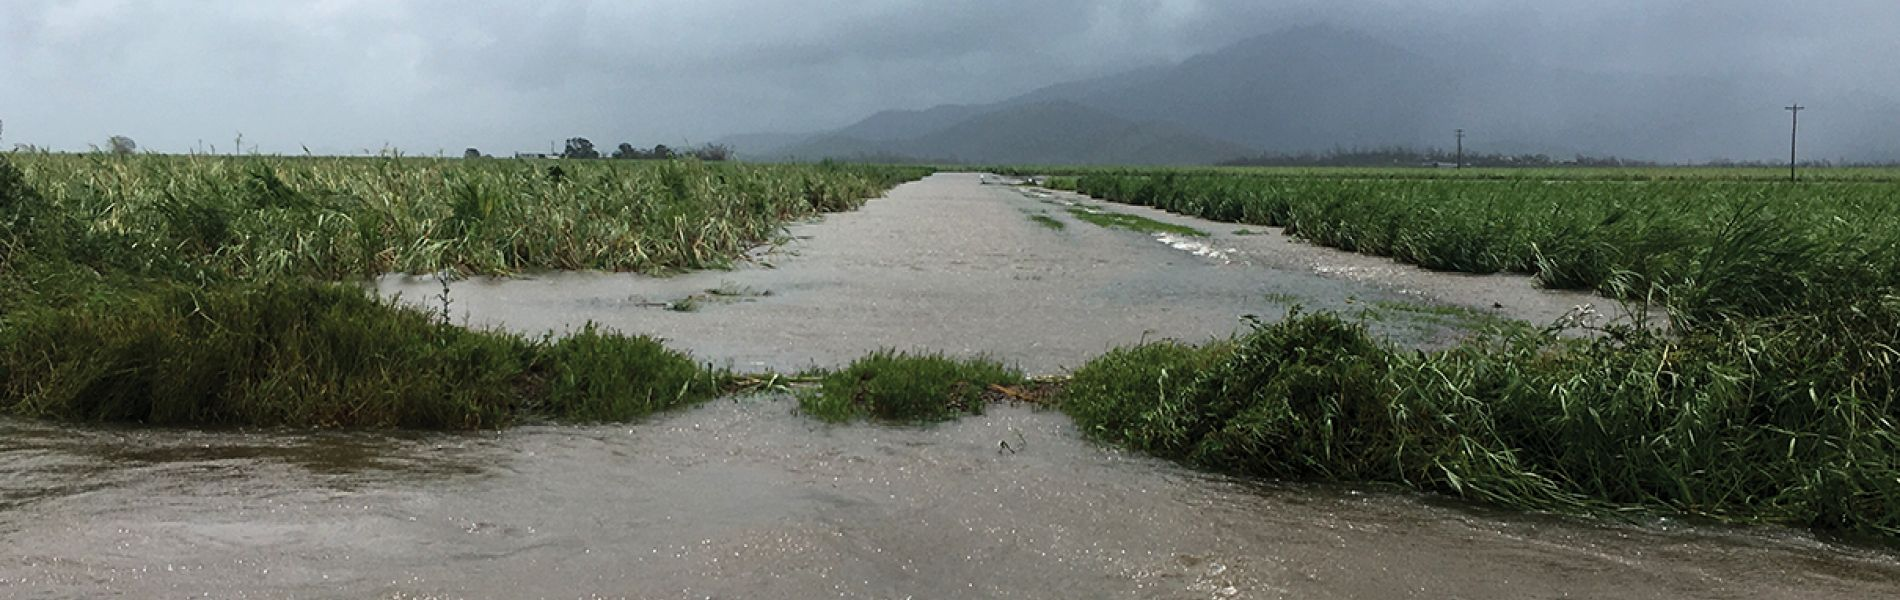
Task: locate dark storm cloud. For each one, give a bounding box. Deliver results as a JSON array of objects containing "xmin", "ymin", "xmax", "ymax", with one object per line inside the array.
[{"xmin": 1, "ymin": 1, "xmax": 1895, "ymax": 158}]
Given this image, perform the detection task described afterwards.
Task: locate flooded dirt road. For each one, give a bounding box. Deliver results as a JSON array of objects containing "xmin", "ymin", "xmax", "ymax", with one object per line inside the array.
[
  {"xmin": 6, "ymin": 402, "xmax": 1898, "ymax": 599},
  {"xmin": 378, "ymin": 173, "xmax": 1611, "ymax": 375},
  {"xmin": 13, "ymin": 174, "xmax": 1893, "ymax": 598}
]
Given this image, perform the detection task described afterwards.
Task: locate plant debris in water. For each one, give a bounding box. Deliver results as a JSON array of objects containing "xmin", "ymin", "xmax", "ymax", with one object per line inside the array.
[{"xmin": 1065, "ymin": 206, "xmax": 1208, "ymax": 237}]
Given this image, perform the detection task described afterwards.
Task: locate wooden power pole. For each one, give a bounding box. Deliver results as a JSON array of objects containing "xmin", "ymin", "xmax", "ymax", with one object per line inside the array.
[
  {"xmin": 1785, "ymin": 103, "xmax": 1804, "ymax": 182},
  {"xmin": 1455, "ymin": 129, "xmax": 1465, "ymax": 169}
]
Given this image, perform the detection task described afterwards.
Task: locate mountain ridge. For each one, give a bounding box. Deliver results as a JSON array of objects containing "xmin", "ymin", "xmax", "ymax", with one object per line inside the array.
[{"xmin": 725, "ymin": 24, "xmax": 1900, "ymax": 164}]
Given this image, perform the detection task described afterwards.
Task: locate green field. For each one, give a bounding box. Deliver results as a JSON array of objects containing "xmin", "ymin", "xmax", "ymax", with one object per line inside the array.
[
  {"xmin": 1039, "ymin": 166, "xmax": 1900, "ymax": 538},
  {"xmin": 6, "ymin": 154, "xmax": 928, "ymax": 278},
  {"xmin": 997, "ymin": 164, "xmax": 1900, "ymax": 182},
  {"xmin": 1060, "ymin": 169, "xmax": 1899, "ymax": 327},
  {"xmin": 4, "ymin": 156, "xmax": 1898, "ymax": 538},
  {"xmin": 0, "ymin": 153, "xmax": 930, "ymax": 427}
]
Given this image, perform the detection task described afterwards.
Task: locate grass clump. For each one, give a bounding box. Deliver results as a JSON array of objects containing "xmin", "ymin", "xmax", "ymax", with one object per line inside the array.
[
  {"xmin": 1064, "ymin": 314, "xmax": 1398, "ymax": 478},
  {"xmin": 535, "ymin": 324, "xmax": 721, "ymax": 422},
  {"xmin": 800, "ymin": 350, "xmax": 1023, "ymax": 423},
  {"xmin": 0, "ymin": 277, "xmax": 721, "ymax": 428},
  {"xmin": 1065, "ymin": 207, "xmax": 1207, "ymax": 237},
  {"xmin": 1062, "ymin": 307, "xmax": 1900, "ymax": 538},
  {"xmin": 1, "ymin": 278, "xmax": 533, "ymax": 428},
  {"xmin": 1361, "ymin": 300, "xmax": 1513, "ymax": 332},
  {"xmin": 1027, "ymin": 214, "xmax": 1066, "ymax": 230}
]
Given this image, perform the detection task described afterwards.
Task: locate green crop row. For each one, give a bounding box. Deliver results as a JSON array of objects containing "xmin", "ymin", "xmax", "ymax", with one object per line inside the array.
[
  {"xmin": 0, "ymin": 154, "xmax": 931, "ymax": 427},
  {"xmin": 1044, "ymin": 168, "xmax": 1900, "ymax": 538},
  {"xmin": 1071, "ymin": 172, "xmax": 1900, "ymax": 330},
  {"xmin": 1062, "ymin": 308, "xmax": 1900, "ymax": 536},
  {"xmin": 7, "ymin": 153, "xmax": 929, "ymax": 279}
]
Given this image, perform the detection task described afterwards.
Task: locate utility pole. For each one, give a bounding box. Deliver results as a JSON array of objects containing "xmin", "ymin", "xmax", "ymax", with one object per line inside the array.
[
  {"xmin": 1784, "ymin": 103, "xmax": 1804, "ymax": 182},
  {"xmin": 1455, "ymin": 129, "xmax": 1465, "ymax": 169}
]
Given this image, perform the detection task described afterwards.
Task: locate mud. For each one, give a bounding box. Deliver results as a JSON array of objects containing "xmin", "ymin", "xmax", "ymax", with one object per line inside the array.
[
  {"xmin": 4, "ymin": 402, "xmax": 1895, "ymax": 599},
  {"xmin": 377, "ymin": 173, "xmax": 1613, "ymax": 375}
]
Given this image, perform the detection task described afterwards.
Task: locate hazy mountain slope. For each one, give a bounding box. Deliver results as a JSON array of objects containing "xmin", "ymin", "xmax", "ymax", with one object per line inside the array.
[
  {"xmin": 733, "ymin": 23, "xmax": 1900, "ymax": 164},
  {"xmin": 831, "ymin": 104, "xmax": 994, "ymax": 142},
  {"xmin": 896, "ymin": 101, "xmax": 1255, "ymax": 164},
  {"xmin": 772, "ymin": 101, "xmax": 1254, "ymax": 165},
  {"xmin": 710, "ymin": 132, "xmax": 813, "ymax": 157},
  {"xmin": 1065, "ymin": 25, "xmax": 1451, "ymax": 152},
  {"xmin": 1012, "ymin": 23, "xmax": 1898, "ymax": 161}
]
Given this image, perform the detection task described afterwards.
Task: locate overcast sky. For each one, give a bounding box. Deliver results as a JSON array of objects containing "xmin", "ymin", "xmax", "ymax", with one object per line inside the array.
[{"xmin": 2, "ymin": 0, "xmax": 1896, "ymax": 155}]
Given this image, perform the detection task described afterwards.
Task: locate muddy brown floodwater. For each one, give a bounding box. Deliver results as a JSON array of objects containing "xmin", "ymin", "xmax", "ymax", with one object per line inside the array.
[
  {"xmin": 4, "ymin": 402, "xmax": 1897, "ymax": 599},
  {"xmin": 375, "ymin": 172, "xmax": 1626, "ymax": 375},
  {"xmin": 6, "ymin": 174, "xmax": 1894, "ymax": 598}
]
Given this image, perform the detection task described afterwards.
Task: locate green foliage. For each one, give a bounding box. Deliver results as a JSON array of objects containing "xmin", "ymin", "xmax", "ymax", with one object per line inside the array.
[
  {"xmin": 1065, "ymin": 207, "xmax": 1207, "ymax": 237},
  {"xmin": 0, "ymin": 154, "xmax": 929, "ymax": 429},
  {"xmin": 536, "ymin": 324, "xmax": 721, "ymax": 422},
  {"xmin": 1066, "ymin": 170, "xmax": 1900, "ymax": 331},
  {"xmin": 1062, "ymin": 308, "xmax": 1900, "ymax": 537},
  {"xmin": 800, "ymin": 350, "xmax": 1023, "ymax": 423},
  {"xmin": 7, "ymin": 154, "xmax": 931, "ymax": 279},
  {"xmin": 0, "ymin": 279, "xmax": 533, "ymax": 428}
]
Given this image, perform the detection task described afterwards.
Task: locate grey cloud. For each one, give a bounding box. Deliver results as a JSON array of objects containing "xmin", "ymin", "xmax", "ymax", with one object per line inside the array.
[{"xmin": 1, "ymin": 0, "xmax": 1895, "ymax": 159}]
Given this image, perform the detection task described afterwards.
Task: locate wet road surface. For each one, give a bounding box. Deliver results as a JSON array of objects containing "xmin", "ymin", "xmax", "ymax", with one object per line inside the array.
[
  {"xmin": 377, "ymin": 173, "xmax": 1613, "ymax": 375},
  {"xmin": 9, "ymin": 174, "xmax": 1891, "ymax": 598},
  {"xmin": 5, "ymin": 402, "xmax": 1897, "ymax": 599}
]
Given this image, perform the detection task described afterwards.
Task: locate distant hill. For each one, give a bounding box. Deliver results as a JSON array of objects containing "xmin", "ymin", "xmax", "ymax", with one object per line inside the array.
[
  {"xmin": 710, "ymin": 132, "xmax": 812, "ymax": 159},
  {"xmin": 728, "ymin": 24, "xmax": 1900, "ymax": 164},
  {"xmin": 773, "ymin": 101, "xmax": 1254, "ymax": 165},
  {"xmin": 830, "ymin": 104, "xmax": 995, "ymax": 143}
]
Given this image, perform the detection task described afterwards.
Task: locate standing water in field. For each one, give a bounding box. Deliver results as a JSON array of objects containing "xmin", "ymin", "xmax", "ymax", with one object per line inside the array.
[
  {"xmin": 10, "ymin": 173, "xmax": 1890, "ymax": 598},
  {"xmin": 3, "ymin": 400, "xmax": 1896, "ymax": 599},
  {"xmin": 376, "ymin": 174, "xmax": 1609, "ymax": 374}
]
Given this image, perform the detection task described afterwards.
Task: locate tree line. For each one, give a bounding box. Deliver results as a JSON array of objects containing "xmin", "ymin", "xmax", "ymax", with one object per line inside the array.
[{"xmin": 466, "ymin": 138, "xmax": 733, "ymax": 161}]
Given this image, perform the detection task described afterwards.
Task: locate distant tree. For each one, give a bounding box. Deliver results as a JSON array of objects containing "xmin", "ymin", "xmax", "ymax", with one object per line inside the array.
[
  {"xmin": 613, "ymin": 142, "xmax": 638, "ymax": 159},
  {"xmin": 562, "ymin": 137, "xmax": 599, "ymax": 159},
  {"xmin": 650, "ymin": 144, "xmax": 673, "ymax": 160},
  {"xmin": 464, "ymin": 147, "xmax": 482, "ymax": 159},
  {"xmin": 689, "ymin": 143, "xmax": 732, "ymax": 162},
  {"xmin": 107, "ymin": 135, "xmax": 137, "ymax": 155}
]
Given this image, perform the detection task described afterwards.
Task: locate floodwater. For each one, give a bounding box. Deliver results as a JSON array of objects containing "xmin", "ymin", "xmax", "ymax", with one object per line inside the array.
[
  {"xmin": 5, "ymin": 401, "xmax": 1898, "ymax": 599},
  {"xmin": 10, "ymin": 174, "xmax": 1891, "ymax": 598},
  {"xmin": 376, "ymin": 173, "xmax": 1620, "ymax": 375}
]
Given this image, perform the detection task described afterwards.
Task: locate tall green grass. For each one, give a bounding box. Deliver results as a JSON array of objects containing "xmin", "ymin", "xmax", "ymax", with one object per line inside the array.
[
  {"xmin": 1069, "ymin": 172, "xmax": 1900, "ymax": 328},
  {"xmin": 1063, "ymin": 309, "xmax": 1900, "ymax": 537},
  {"xmin": 799, "ymin": 350, "xmax": 1023, "ymax": 423},
  {"xmin": 0, "ymin": 277, "xmax": 721, "ymax": 428},
  {"xmin": 0, "ymin": 154, "xmax": 929, "ymax": 428},
  {"xmin": 995, "ymin": 164, "xmax": 1900, "ymax": 183},
  {"xmin": 8, "ymin": 153, "xmax": 929, "ymax": 278},
  {"xmin": 1046, "ymin": 167, "xmax": 1900, "ymax": 538}
]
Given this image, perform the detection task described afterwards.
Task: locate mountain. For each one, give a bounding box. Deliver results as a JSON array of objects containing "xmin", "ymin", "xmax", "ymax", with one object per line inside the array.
[
  {"xmin": 830, "ymin": 104, "xmax": 995, "ymax": 142},
  {"xmin": 710, "ymin": 132, "xmax": 812, "ymax": 158},
  {"xmin": 729, "ymin": 24, "xmax": 1900, "ymax": 164},
  {"xmin": 772, "ymin": 101, "xmax": 1254, "ymax": 165}
]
